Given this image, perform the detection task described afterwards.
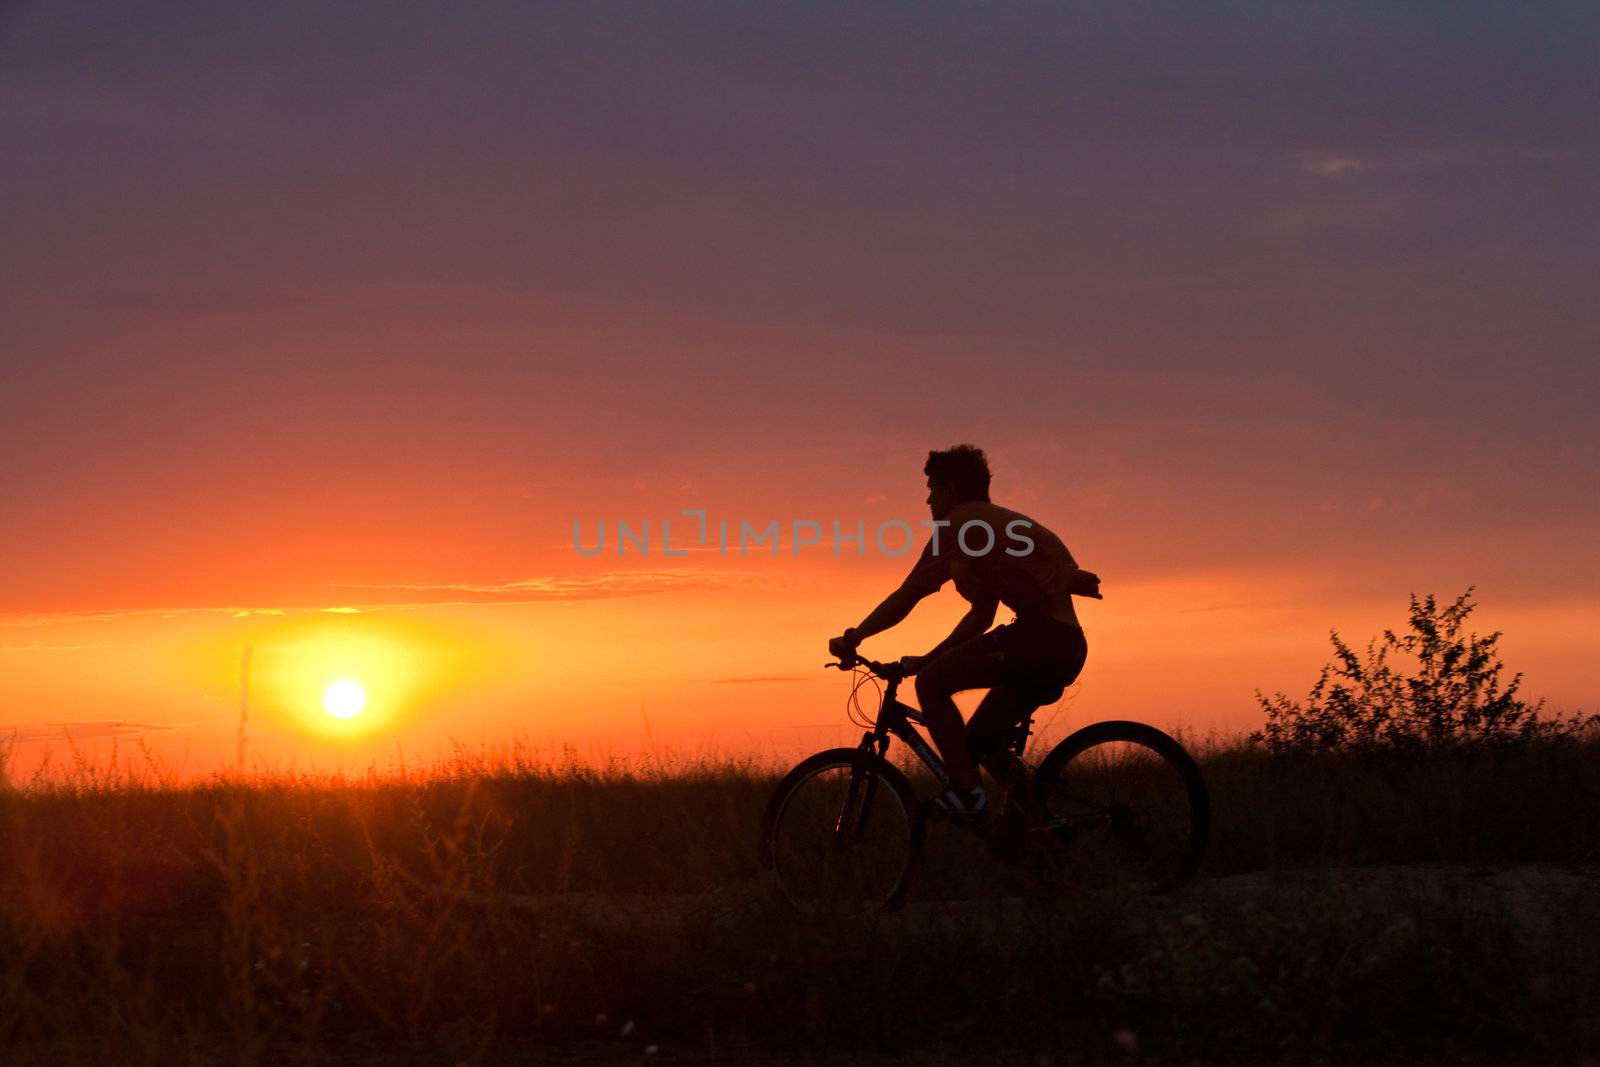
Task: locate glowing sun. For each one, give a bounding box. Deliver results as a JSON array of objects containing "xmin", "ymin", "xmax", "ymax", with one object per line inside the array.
[{"xmin": 322, "ymin": 679, "xmax": 368, "ymax": 719}]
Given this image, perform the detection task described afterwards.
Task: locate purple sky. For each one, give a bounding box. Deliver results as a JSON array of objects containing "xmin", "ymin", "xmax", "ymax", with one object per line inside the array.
[{"xmin": 3, "ymin": 1, "xmax": 1597, "ymax": 613}]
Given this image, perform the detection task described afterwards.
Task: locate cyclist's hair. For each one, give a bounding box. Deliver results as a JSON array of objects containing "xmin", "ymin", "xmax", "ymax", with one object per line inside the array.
[{"xmin": 924, "ymin": 444, "xmax": 991, "ymax": 503}]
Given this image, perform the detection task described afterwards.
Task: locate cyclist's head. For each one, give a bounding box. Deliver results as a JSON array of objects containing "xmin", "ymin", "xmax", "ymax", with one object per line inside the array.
[{"xmin": 924, "ymin": 444, "xmax": 991, "ymax": 518}]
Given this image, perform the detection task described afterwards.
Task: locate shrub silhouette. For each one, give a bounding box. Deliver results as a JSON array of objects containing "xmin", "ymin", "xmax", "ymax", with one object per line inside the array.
[{"xmin": 1251, "ymin": 588, "xmax": 1594, "ymax": 754}]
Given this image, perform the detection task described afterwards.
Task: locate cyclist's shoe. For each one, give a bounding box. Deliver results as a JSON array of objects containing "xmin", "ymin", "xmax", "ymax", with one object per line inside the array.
[{"xmin": 927, "ymin": 785, "xmax": 988, "ymax": 826}]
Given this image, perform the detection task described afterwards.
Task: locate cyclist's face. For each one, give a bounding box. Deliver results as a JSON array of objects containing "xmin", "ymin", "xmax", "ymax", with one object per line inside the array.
[{"xmin": 926, "ymin": 477, "xmax": 958, "ymax": 520}]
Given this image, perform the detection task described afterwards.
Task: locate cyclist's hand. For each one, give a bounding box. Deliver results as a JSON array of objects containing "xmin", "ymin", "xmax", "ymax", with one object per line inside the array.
[
  {"xmin": 827, "ymin": 632, "xmax": 859, "ymax": 661},
  {"xmin": 897, "ymin": 654, "xmax": 930, "ymax": 675}
]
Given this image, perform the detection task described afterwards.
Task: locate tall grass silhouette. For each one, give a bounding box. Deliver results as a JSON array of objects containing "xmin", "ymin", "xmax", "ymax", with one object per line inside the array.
[{"xmin": 1, "ymin": 733, "xmax": 1597, "ymax": 1063}]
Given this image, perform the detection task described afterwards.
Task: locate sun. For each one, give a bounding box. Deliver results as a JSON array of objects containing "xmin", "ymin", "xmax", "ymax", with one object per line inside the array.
[{"xmin": 322, "ymin": 679, "xmax": 367, "ymax": 719}]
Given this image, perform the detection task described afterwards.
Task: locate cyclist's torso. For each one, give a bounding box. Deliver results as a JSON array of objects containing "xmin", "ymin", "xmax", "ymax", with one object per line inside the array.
[{"xmin": 905, "ymin": 501, "xmax": 1080, "ymax": 626}]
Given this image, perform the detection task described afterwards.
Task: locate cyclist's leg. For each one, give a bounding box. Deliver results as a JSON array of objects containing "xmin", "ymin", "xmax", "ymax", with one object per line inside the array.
[
  {"xmin": 965, "ymin": 617, "xmax": 1087, "ymax": 781},
  {"xmin": 913, "ymin": 637, "xmax": 1008, "ymax": 792},
  {"xmin": 966, "ymin": 686, "xmax": 1035, "ymax": 783}
]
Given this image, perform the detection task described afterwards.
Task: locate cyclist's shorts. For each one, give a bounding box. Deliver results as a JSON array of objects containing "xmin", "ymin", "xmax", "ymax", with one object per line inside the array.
[{"xmin": 983, "ymin": 615, "xmax": 1088, "ymax": 706}]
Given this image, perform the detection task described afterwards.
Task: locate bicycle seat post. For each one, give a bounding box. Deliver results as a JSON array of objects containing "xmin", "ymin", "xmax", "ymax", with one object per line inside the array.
[
  {"xmin": 996, "ymin": 716, "xmax": 1037, "ymax": 810},
  {"xmin": 1009, "ymin": 714, "xmax": 1036, "ymax": 759}
]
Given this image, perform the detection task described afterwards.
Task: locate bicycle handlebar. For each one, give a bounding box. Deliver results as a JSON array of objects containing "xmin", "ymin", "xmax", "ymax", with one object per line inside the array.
[{"xmin": 825, "ymin": 655, "xmax": 905, "ymax": 682}]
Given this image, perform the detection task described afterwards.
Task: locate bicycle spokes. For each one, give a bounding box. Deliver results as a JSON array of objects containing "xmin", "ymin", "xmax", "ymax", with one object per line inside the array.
[
  {"xmin": 1035, "ymin": 737, "xmax": 1202, "ymax": 893},
  {"xmin": 770, "ymin": 758, "xmax": 916, "ymax": 909}
]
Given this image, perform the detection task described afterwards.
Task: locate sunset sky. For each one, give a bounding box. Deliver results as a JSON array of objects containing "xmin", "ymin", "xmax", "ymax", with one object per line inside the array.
[{"xmin": 3, "ymin": 3, "xmax": 1596, "ymax": 775}]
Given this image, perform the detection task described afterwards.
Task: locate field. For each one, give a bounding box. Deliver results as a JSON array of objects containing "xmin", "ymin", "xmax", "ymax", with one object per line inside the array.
[{"xmin": 2, "ymin": 736, "xmax": 1598, "ymax": 1065}]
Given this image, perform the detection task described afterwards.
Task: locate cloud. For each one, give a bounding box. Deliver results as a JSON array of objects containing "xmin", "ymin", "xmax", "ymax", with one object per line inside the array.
[
  {"xmin": 710, "ymin": 674, "xmax": 811, "ymax": 685},
  {"xmin": 0, "ymin": 643, "xmax": 110, "ymax": 653},
  {"xmin": 329, "ymin": 570, "xmax": 760, "ymax": 602},
  {"xmin": 1294, "ymin": 148, "xmax": 1455, "ymax": 178},
  {"xmin": 3, "ymin": 720, "xmax": 182, "ymax": 743},
  {"xmin": 1, "ymin": 606, "xmax": 250, "ymax": 628},
  {"xmin": 0, "ymin": 571, "xmax": 757, "ymax": 630},
  {"xmin": 0, "ymin": 608, "xmax": 222, "ymax": 629}
]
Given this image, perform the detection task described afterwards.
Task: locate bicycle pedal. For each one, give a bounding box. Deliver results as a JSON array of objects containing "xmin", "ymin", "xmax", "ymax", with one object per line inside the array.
[{"xmin": 923, "ymin": 791, "xmax": 989, "ymax": 827}]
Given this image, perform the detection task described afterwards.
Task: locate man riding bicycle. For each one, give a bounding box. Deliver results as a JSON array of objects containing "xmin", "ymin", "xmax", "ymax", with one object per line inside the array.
[{"xmin": 829, "ymin": 444, "xmax": 1100, "ymax": 821}]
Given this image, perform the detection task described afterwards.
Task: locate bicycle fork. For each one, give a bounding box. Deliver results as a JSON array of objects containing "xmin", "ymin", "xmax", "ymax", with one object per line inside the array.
[{"xmin": 831, "ymin": 732, "xmax": 887, "ymax": 849}]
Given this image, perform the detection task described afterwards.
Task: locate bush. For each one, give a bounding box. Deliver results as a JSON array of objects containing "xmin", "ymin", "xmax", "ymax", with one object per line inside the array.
[{"xmin": 1251, "ymin": 588, "xmax": 1596, "ymax": 754}]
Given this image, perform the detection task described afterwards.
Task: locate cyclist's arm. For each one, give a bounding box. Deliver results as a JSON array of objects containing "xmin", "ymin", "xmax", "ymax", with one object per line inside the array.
[
  {"xmin": 840, "ymin": 539, "xmax": 949, "ymax": 646},
  {"xmin": 919, "ymin": 596, "xmax": 998, "ymax": 662},
  {"xmin": 847, "ymin": 580, "xmax": 932, "ymax": 645}
]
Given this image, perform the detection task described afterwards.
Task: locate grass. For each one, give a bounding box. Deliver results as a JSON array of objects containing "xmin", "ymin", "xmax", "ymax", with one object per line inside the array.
[{"xmin": 1, "ymin": 734, "xmax": 1598, "ymax": 1064}]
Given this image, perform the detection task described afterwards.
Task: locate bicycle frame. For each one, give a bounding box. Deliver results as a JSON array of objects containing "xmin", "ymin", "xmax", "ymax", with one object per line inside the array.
[
  {"xmin": 843, "ymin": 659, "xmax": 1035, "ymax": 794},
  {"xmin": 849, "ymin": 672, "xmax": 1186, "ymax": 862},
  {"xmin": 833, "ymin": 658, "xmax": 1120, "ymax": 847},
  {"xmin": 765, "ymin": 658, "xmax": 1210, "ymax": 906}
]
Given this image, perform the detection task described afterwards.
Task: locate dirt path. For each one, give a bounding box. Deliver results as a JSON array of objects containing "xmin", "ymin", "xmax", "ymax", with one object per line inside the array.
[
  {"xmin": 425, "ymin": 863, "xmax": 1600, "ymax": 962},
  {"xmin": 1193, "ymin": 863, "xmax": 1600, "ymax": 959}
]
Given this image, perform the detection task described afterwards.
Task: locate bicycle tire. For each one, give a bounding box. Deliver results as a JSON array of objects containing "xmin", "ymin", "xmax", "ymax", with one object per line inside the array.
[
  {"xmin": 1030, "ymin": 721, "xmax": 1209, "ymax": 894},
  {"xmin": 758, "ymin": 748, "xmax": 924, "ymax": 911}
]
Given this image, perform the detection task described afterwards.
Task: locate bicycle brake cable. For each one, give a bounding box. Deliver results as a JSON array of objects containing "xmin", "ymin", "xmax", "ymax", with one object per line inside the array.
[{"xmin": 846, "ymin": 667, "xmax": 882, "ymax": 730}]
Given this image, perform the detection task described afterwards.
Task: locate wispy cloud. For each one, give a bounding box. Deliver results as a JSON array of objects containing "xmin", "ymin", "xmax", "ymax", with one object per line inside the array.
[
  {"xmin": 3, "ymin": 720, "xmax": 183, "ymax": 743},
  {"xmin": 0, "ymin": 643, "xmax": 111, "ymax": 653},
  {"xmin": 1294, "ymin": 148, "xmax": 1455, "ymax": 178},
  {"xmin": 711, "ymin": 674, "xmax": 811, "ymax": 685},
  {"xmin": 1, "ymin": 607, "xmax": 247, "ymax": 629},
  {"xmin": 1, "ymin": 571, "xmax": 760, "ymax": 629},
  {"xmin": 329, "ymin": 570, "xmax": 759, "ymax": 602}
]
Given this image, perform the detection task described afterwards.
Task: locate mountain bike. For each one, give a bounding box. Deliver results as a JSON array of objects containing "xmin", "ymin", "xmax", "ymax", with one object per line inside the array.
[{"xmin": 757, "ymin": 654, "xmax": 1209, "ymax": 910}]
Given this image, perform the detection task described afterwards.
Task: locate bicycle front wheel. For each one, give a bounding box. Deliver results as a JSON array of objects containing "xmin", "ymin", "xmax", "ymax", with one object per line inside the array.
[
  {"xmin": 1031, "ymin": 721, "xmax": 1209, "ymax": 894},
  {"xmin": 758, "ymin": 748, "xmax": 923, "ymax": 911}
]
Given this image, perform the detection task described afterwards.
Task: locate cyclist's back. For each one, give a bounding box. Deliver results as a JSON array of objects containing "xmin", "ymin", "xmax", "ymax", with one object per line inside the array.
[{"xmin": 904, "ymin": 498, "xmax": 1085, "ymax": 628}]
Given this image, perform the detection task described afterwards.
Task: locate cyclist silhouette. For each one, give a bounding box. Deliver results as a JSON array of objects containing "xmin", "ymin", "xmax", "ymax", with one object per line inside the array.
[{"xmin": 829, "ymin": 445, "xmax": 1100, "ymax": 819}]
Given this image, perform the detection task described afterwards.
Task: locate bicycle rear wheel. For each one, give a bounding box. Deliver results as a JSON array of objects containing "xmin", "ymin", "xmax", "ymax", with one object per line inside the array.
[
  {"xmin": 1030, "ymin": 721, "xmax": 1209, "ymax": 894},
  {"xmin": 759, "ymin": 748, "xmax": 923, "ymax": 911}
]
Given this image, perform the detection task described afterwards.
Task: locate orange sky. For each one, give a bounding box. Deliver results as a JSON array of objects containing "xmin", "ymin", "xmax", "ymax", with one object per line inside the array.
[
  {"xmin": 3, "ymin": 524, "xmax": 1594, "ymax": 778},
  {"xmin": 2, "ymin": 5, "xmax": 1597, "ymax": 777}
]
